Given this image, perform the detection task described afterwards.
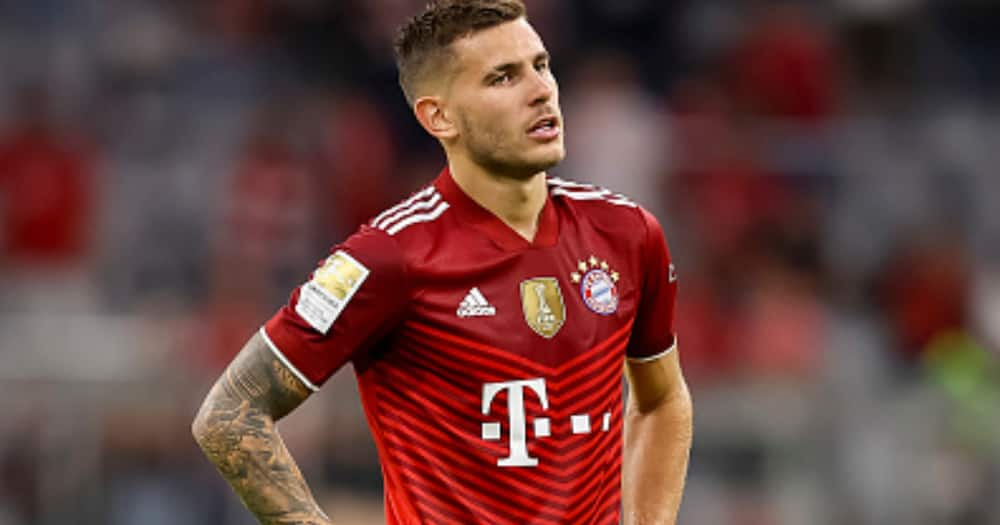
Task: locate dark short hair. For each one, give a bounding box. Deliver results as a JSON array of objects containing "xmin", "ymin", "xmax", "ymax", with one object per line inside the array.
[{"xmin": 394, "ymin": 0, "xmax": 526, "ymax": 105}]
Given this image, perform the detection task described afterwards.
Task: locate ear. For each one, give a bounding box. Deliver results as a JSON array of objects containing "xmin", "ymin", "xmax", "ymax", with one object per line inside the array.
[{"xmin": 414, "ymin": 96, "xmax": 458, "ymax": 141}]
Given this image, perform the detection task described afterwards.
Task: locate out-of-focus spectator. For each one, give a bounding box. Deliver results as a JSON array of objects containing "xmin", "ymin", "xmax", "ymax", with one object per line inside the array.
[
  {"xmin": 735, "ymin": 262, "xmax": 826, "ymax": 380},
  {"xmin": 971, "ymin": 258, "xmax": 1000, "ymax": 352},
  {"xmin": 0, "ymin": 424, "xmax": 38, "ymax": 525},
  {"xmin": 835, "ymin": 0, "xmax": 923, "ymax": 105},
  {"xmin": 878, "ymin": 230, "xmax": 971, "ymax": 360},
  {"xmin": 560, "ymin": 51, "xmax": 670, "ymax": 218},
  {"xmin": 669, "ymin": 74, "xmax": 793, "ymax": 261},
  {"xmin": 205, "ymin": 0, "xmax": 277, "ymax": 49},
  {"xmin": 730, "ymin": 3, "xmax": 840, "ymax": 122},
  {"xmin": 316, "ymin": 92, "xmax": 399, "ymax": 236},
  {"xmin": 0, "ymin": 85, "xmax": 98, "ymax": 314},
  {"xmin": 217, "ymin": 105, "xmax": 315, "ymax": 298},
  {"xmin": 201, "ymin": 105, "xmax": 315, "ymax": 367},
  {"xmin": 0, "ymin": 86, "xmax": 95, "ymax": 270},
  {"xmin": 2, "ymin": 1, "xmax": 1000, "ymax": 524}
]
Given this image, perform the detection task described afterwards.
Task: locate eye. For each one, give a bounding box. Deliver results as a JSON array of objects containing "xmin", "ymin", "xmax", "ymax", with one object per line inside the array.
[
  {"xmin": 535, "ymin": 60, "xmax": 550, "ymax": 72},
  {"xmin": 491, "ymin": 72, "xmax": 513, "ymax": 86}
]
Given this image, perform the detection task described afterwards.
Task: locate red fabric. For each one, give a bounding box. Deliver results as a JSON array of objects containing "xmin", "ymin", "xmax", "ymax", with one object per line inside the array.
[
  {"xmin": 226, "ymin": 141, "xmax": 311, "ymax": 262},
  {"xmin": 0, "ymin": 131, "xmax": 94, "ymax": 264},
  {"xmin": 263, "ymin": 168, "xmax": 678, "ymax": 524},
  {"xmin": 731, "ymin": 10, "xmax": 839, "ymax": 121},
  {"xmin": 626, "ymin": 207, "xmax": 678, "ymax": 358},
  {"xmin": 320, "ymin": 97, "xmax": 397, "ymax": 232},
  {"xmin": 880, "ymin": 240, "xmax": 968, "ymax": 357},
  {"xmin": 264, "ymin": 225, "xmax": 409, "ymax": 381}
]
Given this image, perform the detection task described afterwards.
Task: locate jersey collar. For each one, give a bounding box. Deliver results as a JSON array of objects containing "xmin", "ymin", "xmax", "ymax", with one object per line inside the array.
[{"xmin": 434, "ymin": 167, "xmax": 559, "ymax": 251}]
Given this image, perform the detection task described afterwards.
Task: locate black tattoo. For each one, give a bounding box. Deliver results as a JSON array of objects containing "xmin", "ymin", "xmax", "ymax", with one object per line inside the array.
[{"xmin": 192, "ymin": 334, "xmax": 330, "ymax": 525}]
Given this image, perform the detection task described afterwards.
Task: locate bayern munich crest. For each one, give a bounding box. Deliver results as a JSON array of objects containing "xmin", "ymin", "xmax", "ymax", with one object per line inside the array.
[{"xmin": 570, "ymin": 256, "xmax": 620, "ymax": 315}]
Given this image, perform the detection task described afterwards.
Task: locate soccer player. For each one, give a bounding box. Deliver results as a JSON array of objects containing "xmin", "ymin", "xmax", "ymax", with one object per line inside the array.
[{"xmin": 191, "ymin": 1, "xmax": 692, "ymax": 524}]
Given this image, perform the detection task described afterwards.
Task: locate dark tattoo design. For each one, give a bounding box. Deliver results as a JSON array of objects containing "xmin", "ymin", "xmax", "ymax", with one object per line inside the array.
[{"xmin": 192, "ymin": 334, "xmax": 330, "ymax": 525}]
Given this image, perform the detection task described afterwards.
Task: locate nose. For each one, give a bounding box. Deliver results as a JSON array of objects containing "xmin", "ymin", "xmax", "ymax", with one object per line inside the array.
[{"xmin": 528, "ymin": 69, "xmax": 555, "ymax": 107}]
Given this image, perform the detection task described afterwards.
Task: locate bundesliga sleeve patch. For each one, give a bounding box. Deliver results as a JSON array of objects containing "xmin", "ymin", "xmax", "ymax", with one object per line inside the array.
[{"xmin": 295, "ymin": 251, "xmax": 370, "ymax": 334}]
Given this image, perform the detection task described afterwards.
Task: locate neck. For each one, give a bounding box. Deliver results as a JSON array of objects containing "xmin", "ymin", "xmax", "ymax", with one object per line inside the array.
[{"xmin": 447, "ymin": 154, "xmax": 548, "ymax": 242}]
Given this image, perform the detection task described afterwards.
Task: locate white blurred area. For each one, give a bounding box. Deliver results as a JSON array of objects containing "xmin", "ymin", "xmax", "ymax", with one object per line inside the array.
[{"xmin": 1, "ymin": 0, "xmax": 1000, "ymax": 524}]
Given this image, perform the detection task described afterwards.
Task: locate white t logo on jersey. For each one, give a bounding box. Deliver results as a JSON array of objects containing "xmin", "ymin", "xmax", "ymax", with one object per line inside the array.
[
  {"xmin": 481, "ymin": 378, "xmax": 549, "ymax": 467},
  {"xmin": 480, "ymin": 378, "xmax": 614, "ymax": 467}
]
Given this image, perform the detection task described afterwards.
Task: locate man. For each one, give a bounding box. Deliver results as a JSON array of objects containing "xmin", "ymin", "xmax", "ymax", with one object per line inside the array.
[{"xmin": 192, "ymin": 1, "xmax": 692, "ymax": 524}]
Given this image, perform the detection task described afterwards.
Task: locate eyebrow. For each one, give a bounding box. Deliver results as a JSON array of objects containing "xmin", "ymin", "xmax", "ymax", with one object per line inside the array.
[{"xmin": 486, "ymin": 51, "xmax": 550, "ymax": 77}]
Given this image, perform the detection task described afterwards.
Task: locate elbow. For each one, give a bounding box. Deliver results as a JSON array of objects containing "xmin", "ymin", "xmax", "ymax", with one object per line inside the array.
[
  {"xmin": 191, "ymin": 402, "xmax": 210, "ymax": 447},
  {"xmin": 673, "ymin": 386, "xmax": 694, "ymax": 431},
  {"xmin": 657, "ymin": 384, "xmax": 692, "ymax": 428},
  {"xmin": 191, "ymin": 396, "xmax": 221, "ymax": 449},
  {"xmin": 671, "ymin": 381, "xmax": 693, "ymax": 423},
  {"xmin": 673, "ymin": 381, "xmax": 693, "ymax": 415},
  {"xmin": 633, "ymin": 378, "xmax": 692, "ymax": 416},
  {"xmin": 630, "ymin": 382, "xmax": 693, "ymax": 437}
]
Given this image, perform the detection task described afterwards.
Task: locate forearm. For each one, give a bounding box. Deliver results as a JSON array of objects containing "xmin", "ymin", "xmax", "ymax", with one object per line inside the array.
[
  {"xmin": 192, "ymin": 334, "xmax": 329, "ymax": 525},
  {"xmin": 193, "ymin": 388, "xmax": 329, "ymax": 524},
  {"xmin": 622, "ymin": 382, "xmax": 693, "ymax": 525}
]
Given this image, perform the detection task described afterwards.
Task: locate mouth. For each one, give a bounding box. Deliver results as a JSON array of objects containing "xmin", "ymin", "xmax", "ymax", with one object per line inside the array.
[{"xmin": 527, "ymin": 115, "xmax": 561, "ymax": 142}]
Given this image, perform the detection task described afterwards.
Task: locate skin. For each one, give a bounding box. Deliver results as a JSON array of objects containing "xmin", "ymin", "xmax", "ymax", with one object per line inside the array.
[
  {"xmin": 192, "ymin": 16, "xmax": 691, "ymax": 525},
  {"xmin": 624, "ymin": 349, "xmax": 693, "ymax": 525},
  {"xmin": 418, "ymin": 24, "xmax": 693, "ymax": 519},
  {"xmin": 412, "ymin": 18, "xmax": 565, "ymax": 241},
  {"xmin": 191, "ymin": 334, "xmax": 327, "ymax": 525}
]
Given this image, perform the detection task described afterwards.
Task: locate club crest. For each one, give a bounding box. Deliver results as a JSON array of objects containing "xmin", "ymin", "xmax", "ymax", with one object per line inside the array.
[
  {"xmin": 519, "ymin": 277, "xmax": 565, "ymax": 339},
  {"xmin": 570, "ymin": 256, "xmax": 619, "ymax": 315}
]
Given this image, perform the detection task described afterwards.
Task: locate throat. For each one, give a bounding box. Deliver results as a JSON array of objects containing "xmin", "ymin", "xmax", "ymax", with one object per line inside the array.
[
  {"xmin": 484, "ymin": 184, "xmax": 545, "ymax": 242},
  {"xmin": 507, "ymin": 217, "xmax": 540, "ymax": 243},
  {"xmin": 448, "ymin": 161, "xmax": 549, "ymax": 243}
]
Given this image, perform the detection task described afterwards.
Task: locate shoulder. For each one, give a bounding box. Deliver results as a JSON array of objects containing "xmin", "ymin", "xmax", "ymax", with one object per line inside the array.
[
  {"xmin": 364, "ymin": 183, "xmax": 453, "ymax": 263},
  {"xmin": 547, "ymin": 175, "xmax": 657, "ymax": 236},
  {"xmin": 547, "ymin": 176, "xmax": 638, "ymax": 208},
  {"xmin": 368, "ymin": 184, "xmax": 451, "ymax": 237},
  {"xmin": 547, "ymin": 176, "xmax": 670, "ymax": 260}
]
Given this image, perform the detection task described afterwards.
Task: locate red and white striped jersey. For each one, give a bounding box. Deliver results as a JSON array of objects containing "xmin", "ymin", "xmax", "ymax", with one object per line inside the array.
[{"xmin": 263, "ymin": 168, "xmax": 678, "ymax": 524}]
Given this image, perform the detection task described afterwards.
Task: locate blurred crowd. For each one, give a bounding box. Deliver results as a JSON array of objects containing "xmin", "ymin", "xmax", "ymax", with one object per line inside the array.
[{"xmin": 1, "ymin": 0, "xmax": 999, "ymax": 524}]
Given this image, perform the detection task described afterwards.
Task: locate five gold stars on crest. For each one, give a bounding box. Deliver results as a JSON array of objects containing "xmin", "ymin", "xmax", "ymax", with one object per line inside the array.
[{"xmin": 570, "ymin": 256, "xmax": 619, "ymax": 284}]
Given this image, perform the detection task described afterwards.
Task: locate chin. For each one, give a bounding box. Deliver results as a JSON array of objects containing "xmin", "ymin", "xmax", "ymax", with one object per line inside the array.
[
  {"xmin": 527, "ymin": 142, "xmax": 565, "ymax": 169},
  {"xmin": 510, "ymin": 155, "xmax": 562, "ymax": 178},
  {"xmin": 537, "ymin": 147, "xmax": 566, "ymax": 171},
  {"xmin": 471, "ymin": 141, "xmax": 566, "ymax": 178}
]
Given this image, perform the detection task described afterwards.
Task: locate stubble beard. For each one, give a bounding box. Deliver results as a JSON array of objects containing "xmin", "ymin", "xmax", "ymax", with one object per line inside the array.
[{"xmin": 461, "ymin": 113, "xmax": 563, "ymax": 181}]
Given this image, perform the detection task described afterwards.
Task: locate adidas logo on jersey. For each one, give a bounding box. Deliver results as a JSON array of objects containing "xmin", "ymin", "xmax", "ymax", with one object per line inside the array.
[{"xmin": 457, "ymin": 287, "xmax": 497, "ymax": 318}]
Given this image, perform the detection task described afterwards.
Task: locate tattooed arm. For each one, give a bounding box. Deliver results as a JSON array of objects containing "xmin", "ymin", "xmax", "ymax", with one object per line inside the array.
[{"xmin": 192, "ymin": 333, "xmax": 332, "ymax": 525}]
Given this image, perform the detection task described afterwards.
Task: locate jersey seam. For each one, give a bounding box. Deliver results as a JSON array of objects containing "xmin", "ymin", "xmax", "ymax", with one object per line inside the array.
[
  {"xmin": 626, "ymin": 337, "xmax": 677, "ymax": 363},
  {"xmin": 625, "ymin": 204, "xmax": 654, "ymax": 359},
  {"xmin": 259, "ymin": 326, "xmax": 320, "ymax": 392},
  {"xmin": 369, "ymin": 225, "xmax": 417, "ymax": 310}
]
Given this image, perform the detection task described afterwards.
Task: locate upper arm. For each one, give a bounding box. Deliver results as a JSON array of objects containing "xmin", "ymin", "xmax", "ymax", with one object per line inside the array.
[
  {"xmin": 626, "ymin": 348, "xmax": 688, "ymax": 414},
  {"xmin": 625, "ymin": 207, "xmax": 686, "ymax": 413},
  {"xmin": 625, "ymin": 208, "xmax": 678, "ymax": 361},
  {"xmin": 198, "ymin": 332, "xmax": 313, "ymax": 424},
  {"xmin": 262, "ymin": 225, "xmax": 409, "ymax": 389}
]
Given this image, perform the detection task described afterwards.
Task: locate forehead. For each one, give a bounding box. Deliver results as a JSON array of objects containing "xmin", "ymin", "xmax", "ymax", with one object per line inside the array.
[{"xmin": 450, "ymin": 18, "xmax": 546, "ymax": 72}]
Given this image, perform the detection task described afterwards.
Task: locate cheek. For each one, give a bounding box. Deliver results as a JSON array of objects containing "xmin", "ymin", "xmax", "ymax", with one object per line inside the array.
[{"xmin": 465, "ymin": 105, "xmax": 514, "ymax": 139}]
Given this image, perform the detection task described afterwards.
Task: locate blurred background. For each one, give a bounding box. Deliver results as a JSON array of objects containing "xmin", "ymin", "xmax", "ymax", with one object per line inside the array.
[{"xmin": 1, "ymin": 0, "xmax": 999, "ymax": 523}]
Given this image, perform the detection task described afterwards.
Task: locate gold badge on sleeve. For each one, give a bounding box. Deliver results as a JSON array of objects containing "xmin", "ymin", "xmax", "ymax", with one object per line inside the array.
[
  {"xmin": 314, "ymin": 251, "xmax": 368, "ymax": 300},
  {"xmin": 520, "ymin": 277, "xmax": 565, "ymax": 339},
  {"xmin": 295, "ymin": 250, "xmax": 370, "ymax": 334}
]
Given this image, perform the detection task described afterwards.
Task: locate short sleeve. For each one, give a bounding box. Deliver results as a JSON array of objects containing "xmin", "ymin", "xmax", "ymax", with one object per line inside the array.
[
  {"xmin": 626, "ymin": 208, "xmax": 678, "ymax": 360},
  {"xmin": 262, "ymin": 225, "xmax": 409, "ymax": 390}
]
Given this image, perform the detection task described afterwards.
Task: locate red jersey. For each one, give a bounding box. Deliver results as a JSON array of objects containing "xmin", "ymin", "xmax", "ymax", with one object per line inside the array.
[{"xmin": 264, "ymin": 168, "xmax": 678, "ymax": 524}]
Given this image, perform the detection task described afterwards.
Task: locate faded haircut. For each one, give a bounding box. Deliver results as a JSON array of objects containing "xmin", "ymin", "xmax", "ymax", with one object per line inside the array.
[{"xmin": 394, "ymin": 0, "xmax": 526, "ymax": 105}]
